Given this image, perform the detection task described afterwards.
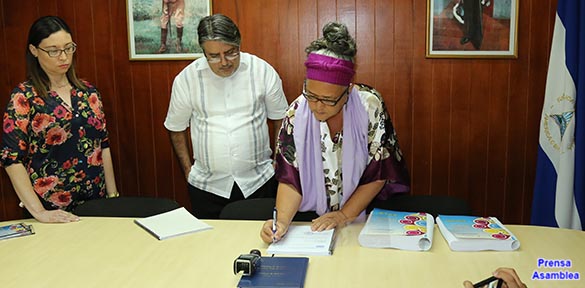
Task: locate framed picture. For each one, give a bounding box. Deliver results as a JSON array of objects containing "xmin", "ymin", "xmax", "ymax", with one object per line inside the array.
[
  {"xmin": 126, "ymin": 0, "xmax": 212, "ymax": 60},
  {"xmin": 426, "ymin": 0, "xmax": 519, "ymax": 58}
]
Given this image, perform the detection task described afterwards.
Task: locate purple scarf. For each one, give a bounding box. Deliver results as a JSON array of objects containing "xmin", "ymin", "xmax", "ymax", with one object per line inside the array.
[{"xmin": 294, "ymin": 87, "xmax": 369, "ymax": 220}]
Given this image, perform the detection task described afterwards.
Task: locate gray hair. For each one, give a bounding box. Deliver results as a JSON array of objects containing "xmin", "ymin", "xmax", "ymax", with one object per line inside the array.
[
  {"xmin": 305, "ymin": 22, "xmax": 357, "ymax": 62},
  {"xmin": 197, "ymin": 14, "xmax": 241, "ymax": 47}
]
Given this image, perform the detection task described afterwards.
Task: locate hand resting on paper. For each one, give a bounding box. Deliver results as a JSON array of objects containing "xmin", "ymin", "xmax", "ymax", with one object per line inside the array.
[
  {"xmin": 310, "ymin": 210, "xmax": 349, "ymax": 232},
  {"xmin": 463, "ymin": 267, "xmax": 527, "ymax": 288}
]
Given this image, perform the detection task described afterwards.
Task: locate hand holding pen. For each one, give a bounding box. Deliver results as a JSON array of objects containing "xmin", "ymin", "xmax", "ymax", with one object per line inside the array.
[
  {"xmin": 272, "ymin": 207, "xmax": 278, "ymax": 243},
  {"xmin": 260, "ymin": 208, "xmax": 289, "ymax": 244}
]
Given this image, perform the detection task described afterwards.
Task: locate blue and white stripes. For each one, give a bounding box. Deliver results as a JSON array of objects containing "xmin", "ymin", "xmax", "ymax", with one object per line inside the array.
[{"xmin": 531, "ymin": 0, "xmax": 584, "ymax": 230}]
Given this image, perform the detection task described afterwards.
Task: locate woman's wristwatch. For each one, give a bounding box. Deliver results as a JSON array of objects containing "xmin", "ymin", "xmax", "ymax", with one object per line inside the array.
[{"xmin": 106, "ymin": 192, "xmax": 120, "ymax": 199}]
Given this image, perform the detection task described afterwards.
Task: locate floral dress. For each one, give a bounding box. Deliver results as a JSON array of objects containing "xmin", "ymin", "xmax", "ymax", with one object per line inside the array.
[
  {"xmin": 275, "ymin": 84, "xmax": 410, "ymax": 211},
  {"xmin": 1, "ymin": 81, "xmax": 110, "ymax": 211}
]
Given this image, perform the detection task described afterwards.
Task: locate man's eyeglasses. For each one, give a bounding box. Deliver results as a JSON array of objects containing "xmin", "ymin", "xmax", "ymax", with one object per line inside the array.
[
  {"xmin": 37, "ymin": 43, "xmax": 77, "ymax": 58},
  {"xmin": 302, "ymin": 80, "xmax": 349, "ymax": 106},
  {"xmin": 205, "ymin": 48, "xmax": 240, "ymax": 64}
]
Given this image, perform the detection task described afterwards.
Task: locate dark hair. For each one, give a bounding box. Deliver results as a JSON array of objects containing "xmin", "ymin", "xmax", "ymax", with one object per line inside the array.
[
  {"xmin": 26, "ymin": 16, "xmax": 86, "ymax": 96},
  {"xmin": 197, "ymin": 14, "xmax": 241, "ymax": 48},
  {"xmin": 305, "ymin": 22, "xmax": 357, "ymax": 62}
]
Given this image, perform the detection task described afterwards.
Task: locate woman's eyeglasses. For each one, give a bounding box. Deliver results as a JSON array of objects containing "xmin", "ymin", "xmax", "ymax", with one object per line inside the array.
[
  {"xmin": 37, "ymin": 43, "xmax": 77, "ymax": 58},
  {"xmin": 302, "ymin": 80, "xmax": 349, "ymax": 106}
]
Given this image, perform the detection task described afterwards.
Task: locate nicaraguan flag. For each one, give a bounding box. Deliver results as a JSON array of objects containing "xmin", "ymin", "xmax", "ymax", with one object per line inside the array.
[{"xmin": 531, "ymin": 0, "xmax": 584, "ymax": 230}]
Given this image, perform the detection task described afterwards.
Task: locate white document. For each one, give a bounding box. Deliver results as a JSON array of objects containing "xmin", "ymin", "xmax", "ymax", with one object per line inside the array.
[
  {"xmin": 267, "ymin": 225, "xmax": 335, "ymax": 256},
  {"xmin": 134, "ymin": 207, "xmax": 212, "ymax": 240}
]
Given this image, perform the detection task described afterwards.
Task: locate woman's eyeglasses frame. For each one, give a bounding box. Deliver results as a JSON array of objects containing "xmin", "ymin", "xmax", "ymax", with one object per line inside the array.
[
  {"xmin": 36, "ymin": 43, "xmax": 77, "ymax": 58},
  {"xmin": 302, "ymin": 80, "xmax": 349, "ymax": 106}
]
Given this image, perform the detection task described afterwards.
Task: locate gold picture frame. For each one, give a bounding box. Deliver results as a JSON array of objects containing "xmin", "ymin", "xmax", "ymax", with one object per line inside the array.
[
  {"xmin": 126, "ymin": 0, "xmax": 212, "ymax": 60},
  {"xmin": 426, "ymin": 0, "xmax": 519, "ymax": 58}
]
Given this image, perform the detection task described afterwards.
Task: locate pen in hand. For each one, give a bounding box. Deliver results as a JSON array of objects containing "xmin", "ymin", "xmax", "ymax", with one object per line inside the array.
[{"xmin": 272, "ymin": 207, "xmax": 277, "ymax": 243}]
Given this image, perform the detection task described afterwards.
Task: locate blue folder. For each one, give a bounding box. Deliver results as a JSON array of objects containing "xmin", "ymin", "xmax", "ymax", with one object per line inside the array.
[{"xmin": 237, "ymin": 256, "xmax": 309, "ymax": 288}]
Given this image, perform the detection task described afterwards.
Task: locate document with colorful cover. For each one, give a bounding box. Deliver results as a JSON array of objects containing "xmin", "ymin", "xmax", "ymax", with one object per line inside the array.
[
  {"xmin": 358, "ymin": 208, "xmax": 434, "ymax": 251},
  {"xmin": 0, "ymin": 222, "xmax": 35, "ymax": 240},
  {"xmin": 237, "ymin": 256, "xmax": 309, "ymax": 288},
  {"xmin": 436, "ymin": 215, "xmax": 520, "ymax": 251}
]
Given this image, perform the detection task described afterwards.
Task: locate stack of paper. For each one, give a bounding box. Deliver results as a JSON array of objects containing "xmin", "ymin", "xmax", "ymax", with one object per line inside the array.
[
  {"xmin": 358, "ymin": 208, "xmax": 434, "ymax": 251},
  {"xmin": 267, "ymin": 225, "xmax": 335, "ymax": 256},
  {"xmin": 134, "ymin": 207, "xmax": 212, "ymax": 240},
  {"xmin": 436, "ymin": 215, "xmax": 520, "ymax": 251}
]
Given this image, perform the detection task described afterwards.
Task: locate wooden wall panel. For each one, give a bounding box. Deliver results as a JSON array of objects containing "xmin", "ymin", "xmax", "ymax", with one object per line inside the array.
[
  {"xmin": 73, "ymin": 0, "xmax": 97, "ymax": 82},
  {"xmin": 317, "ymin": 0, "xmax": 337, "ymax": 30},
  {"xmin": 504, "ymin": 1, "xmax": 531, "ymax": 225},
  {"xmin": 278, "ymin": 0, "xmax": 302, "ymax": 99},
  {"xmin": 131, "ymin": 63, "xmax": 156, "ymax": 196},
  {"xmin": 36, "ymin": 0, "xmax": 58, "ymax": 14},
  {"xmin": 485, "ymin": 61, "xmax": 511, "ymax": 219},
  {"xmin": 0, "ymin": 0, "xmax": 557, "ymax": 224},
  {"xmin": 430, "ymin": 61, "xmax": 452, "ymax": 197},
  {"xmin": 449, "ymin": 61, "xmax": 471, "ymax": 200},
  {"xmin": 390, "ymin": 0, "xmax": 414, "ymax": 175},
  {"xmin": 411, "ymin": 1, "xmax": 433, "ymax": 196},
  {"xmin": 355, "ymin": 0, "xmax": 375, "ymax": 85},
  {"xmin": 111, "ymin": 0, "xmax": 137, "ymax": 201},
  {"xmin": 296, "ymin": 0, "xmax": 311, "ymax": 92},
  {"xmin": 467, "ymin": 62, "xmax": 492, "ymax": 215},
  {"xmin": 523, "ymin": 0, "xmax": 557, "ymax": 223},
  {"xmin": 150, "ymin": 62, "xmax": 172, "ymax": 199},
  {"xmin": 373, "ymin": 0, "xmax": 395, "ymax": 112},
  {"xmin": 337, "ymin": 0, "xmax": 355, "ymax": 37}
]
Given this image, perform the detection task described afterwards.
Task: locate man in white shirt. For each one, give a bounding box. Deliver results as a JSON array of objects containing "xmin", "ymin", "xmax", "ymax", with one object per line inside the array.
[{"xmin": 164, "ymin": 14, "xmax": 288, "ymax": 219}]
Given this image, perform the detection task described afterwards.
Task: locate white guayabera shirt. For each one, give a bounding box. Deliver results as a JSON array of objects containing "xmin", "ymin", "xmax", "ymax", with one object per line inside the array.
[{"xmin": 164, "ymin": 52, "xmax": 288, "ymax": 198}]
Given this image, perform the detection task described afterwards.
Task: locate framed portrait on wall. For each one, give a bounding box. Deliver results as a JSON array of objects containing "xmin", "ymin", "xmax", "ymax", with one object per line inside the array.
[
  {"xmin": 126, "ymin": 0, "xmax": 212, "ymax": 60},
  {"xmin": 426, "ymin": 0, "xmax": 519, "ymax": 58}
]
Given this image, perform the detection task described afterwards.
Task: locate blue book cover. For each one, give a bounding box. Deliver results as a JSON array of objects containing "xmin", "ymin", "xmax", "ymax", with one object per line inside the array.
[{"xmin": 237, "ymin": 256, "xmax": 309, "ymax": 288}]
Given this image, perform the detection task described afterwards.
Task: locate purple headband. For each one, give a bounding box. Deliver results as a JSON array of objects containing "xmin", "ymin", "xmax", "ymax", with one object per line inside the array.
[{"xmin": 305, "ymin": 53, "xmax": 355, "ymax": 86}]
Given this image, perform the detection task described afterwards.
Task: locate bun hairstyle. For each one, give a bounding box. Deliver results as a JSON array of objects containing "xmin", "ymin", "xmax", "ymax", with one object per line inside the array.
[{"xmin": 305, "ymin": 22, "xmax": 357, "ymax": 62}]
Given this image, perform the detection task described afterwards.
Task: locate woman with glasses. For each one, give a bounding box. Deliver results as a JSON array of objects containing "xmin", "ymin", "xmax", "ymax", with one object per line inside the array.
[
  {"xmin": 0, "ymin": 16, "xmax": 119, "ymax": 223},
  {"xmin": 261, "ymin": 22, "xmax": 410, "ymax": 243}
]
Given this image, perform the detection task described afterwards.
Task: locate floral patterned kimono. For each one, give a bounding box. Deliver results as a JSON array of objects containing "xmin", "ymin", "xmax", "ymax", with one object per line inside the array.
[{"xmin": 275, "ymin": 84, "xmax": 410, "ymax": 220}]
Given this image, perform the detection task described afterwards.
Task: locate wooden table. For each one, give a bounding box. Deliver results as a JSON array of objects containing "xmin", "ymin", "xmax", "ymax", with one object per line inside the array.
[{"xmin": 0, "ymin": 218, "xmax": 583, "ymax": 287}]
